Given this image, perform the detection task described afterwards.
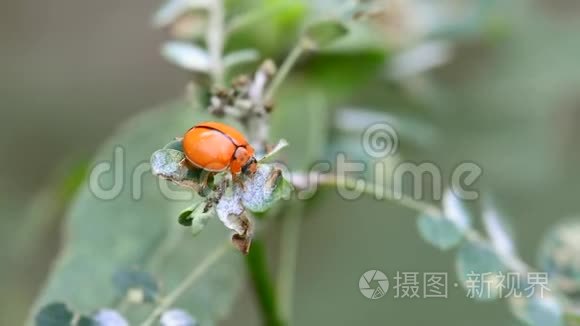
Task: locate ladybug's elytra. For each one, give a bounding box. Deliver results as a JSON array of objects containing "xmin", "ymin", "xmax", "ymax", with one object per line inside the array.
[{"xmin": 183, "ymin": 121, "xmax": 258, "ymax": 175}]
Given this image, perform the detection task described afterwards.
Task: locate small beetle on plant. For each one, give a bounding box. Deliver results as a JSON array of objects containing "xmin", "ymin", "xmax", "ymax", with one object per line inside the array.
[{"xmin": 182, "ymin": 121, "xmax": 258, "ymax": 180}]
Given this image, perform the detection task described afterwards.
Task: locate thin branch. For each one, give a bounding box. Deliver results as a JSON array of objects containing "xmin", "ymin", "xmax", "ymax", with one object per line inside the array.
[
  {"xmin": 308, "ymin": 174, "xmax": 443, "ymax": 215},
  {"xmin": 139, "ymin": 242, "xmax": 231, "ymax": 326},
  {"xmin": 292, "ymin": 172, "xmax": 533, "ymax": 274},
  {"xmin": 245, "ymin": 239, "xmax": 284, "ymax": 326},
  {"xmin": 276, "ymin": 202, "xmax": 303, "ymax": 324},
  {"xmin": 264, "ymin": 41, "xmax": 306, "ymax": 102}
]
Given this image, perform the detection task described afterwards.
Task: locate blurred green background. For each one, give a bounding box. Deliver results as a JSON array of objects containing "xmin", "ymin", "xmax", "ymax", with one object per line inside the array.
[{"xmin": 2, "ymin": 0, "xmax": 580, "ymax": 325}]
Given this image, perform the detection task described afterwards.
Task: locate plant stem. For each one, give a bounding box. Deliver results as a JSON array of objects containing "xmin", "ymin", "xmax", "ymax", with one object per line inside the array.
[
  {"xmin": 304, "ymin": 174, "xmax": 533, "ymax": 273},
  {"xmin": 276, "ymin": 202, "xmax": 303, "ymax": 324},
  {"xmin": 264, "ymin": 42, "xmax": 306, "ymax": 102},
  {"xmin": 308, "ymin": 174, "xmax": 441, "ymax": 215},
  {"xmin": 139, "ymin": 242, "xmax": 231, "ymax": 326},
  {"xmin": 245, "ymin": 239, "xmax": 284, "ymax": 326}
]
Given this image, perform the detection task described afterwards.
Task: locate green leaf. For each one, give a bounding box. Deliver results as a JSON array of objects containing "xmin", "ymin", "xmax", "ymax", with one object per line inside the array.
[
  {"xmin": 178, "ymin": 205, "xmax": 196, "ymax": 226},
  {"xmin": 538, "ymin": 218, "xmax": 580, "ymax": 298},
  {"xmin": 510, "ymin": 296, "xmax": 564, "ymax": 326},
  {"xmin": 526, "ymin": 296, "xmax": 564, "ymax": 326},
  {"xmin": 225, "ymin": 0, "xmax": 306, "ymax": 56},
  {"xmin": 152, "ymin": 141, "xmax": 208, "ymax": 192},
  {"xmin": 215, "ymin": 186, "xmax": 247, "ymax": 235},
  {"xmin": 188, "ymin": 202, "xmax": 215, "ymax": 236},
  {"xmin": 212, "ymin": 164, "xmax": 291, "ymax": 225},
  {"xmin": 258, "ymin": 139, "xmax": 289, "ymax": 163},
  {"xmin": 161, "ymin": 309, "xmax": 198, "ymax": 326},
  {"xmin": 305, "ymin": 20, "xmax": 349, "ymax": 48},
  {"xmin": 153, "ymin": 0, "xmax": 209, "ymax": 28},
  {"xmin": 162, "ymin": 41, "xmax": 211, "ymax": 73},
  {"xmin": 456, "ymin": 238, "xmax": 507, "ymax": 301},
  {"xmin": 211, "ymin": 164, "xmax": 293, "ymax": 253},
  {"xmin": 482, "ymin": 197, "xmax": 517, "ymax": 259},
  {"xmin": 416, "ymin": 213, "xmax": 464, "ymax": 250},
  {"xmin": 239, "ymin": 163, "xmax": 292, "ymax": 213},
  {"xmin": 93, "ymin": 309, "xmax": 129, "ymax": 326},
  {"xmin": 31, "ymin": 102, "xmax": 244, "ymax": 325},
  {"xmin": 151, "ymin": 149, "xmax": 190, "ymax": 181},
  {"xmin": 163, "ymin": 139, "xmax": 184, "ymax": 151},
  {"xmin": 113, "ymin": 269, "xmax": 160, "ymax": 303},
  {"xmin": 35, "ymin": 302, "xmax": 93, "ymax": 326},
  {"xmin": 314, "ymin": 21, "xmax": 384, "ymax": 54},
  {"xmin": 442, "ymin": 190, "xmax": 473, "ymax": 232},
  {"xmin": 223, "ymin": 49, "xmax": 260, "ymax": 69},
  {"xmin": 35, "ymin": 303, "xmax": 75, "ymax": 326},
  {"xmin": 303, "ymin": 51, "xmax": 385, "ymax": 99}
]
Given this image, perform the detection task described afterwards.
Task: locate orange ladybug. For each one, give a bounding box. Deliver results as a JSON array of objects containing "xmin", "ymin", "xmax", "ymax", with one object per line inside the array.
[{"xmin": 183, "ymin": 121, "xmax": 258, "ymax": 176}]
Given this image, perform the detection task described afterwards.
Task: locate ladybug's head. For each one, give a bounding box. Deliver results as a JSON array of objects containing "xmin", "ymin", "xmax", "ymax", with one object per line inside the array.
[
  {"xmin": 232, "ymin": 146, "xmax": 258, "ymax": 175},
  {"xmin": 241, "ymin": 156, "xmax": 258, "ymax": 175}
]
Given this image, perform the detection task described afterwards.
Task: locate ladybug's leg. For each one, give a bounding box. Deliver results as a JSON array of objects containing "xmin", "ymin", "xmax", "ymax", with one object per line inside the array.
[
  {"xmin": 198, "ymin": 170, "xmax": 214, "ymax": 196},
  {"xmin": 231, "ymin": 171, "xmax": 241, "ymax": 185},
  {"xmin": 231, "ymin": 171, "xmax": 250, "ymax": 193}
]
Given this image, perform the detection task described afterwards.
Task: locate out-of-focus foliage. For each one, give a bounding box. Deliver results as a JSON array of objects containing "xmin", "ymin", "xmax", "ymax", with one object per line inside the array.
[
  {"xmin": 538, "ymin": 218, "xmax": 580, "ymax": 301},
  {"xmin": 2, "ymin": 0, "xmax": 580, "ymax": 325},
  {"xmin": 417, "ymin": 213, "xmax": 464, "ymax": 251}
]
